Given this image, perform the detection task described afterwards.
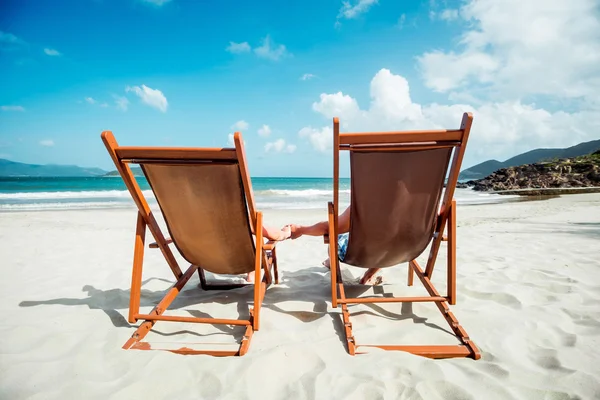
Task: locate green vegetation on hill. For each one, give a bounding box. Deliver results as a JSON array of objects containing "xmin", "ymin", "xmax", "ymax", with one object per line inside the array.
[
  {"xmin": 104, "ymin": 166, "xmax": 143, "ymax": 176},
  {"xmin": 463, "ymin": 150, "xmax": 600, "ymax": 192},
  {"xmin": 459, "ymin": 139, "xmax": 600, "ymax": 180},
  {"xmin": 0, "ymin": 159, "xmax": 107, "ymax": 177}
]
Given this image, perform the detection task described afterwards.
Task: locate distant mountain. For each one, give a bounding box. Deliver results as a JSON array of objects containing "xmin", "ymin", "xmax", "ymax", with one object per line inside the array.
[
  {"xmin": 460, "ymin": 139, "xmax": 600, "ymax": 180},
  {"xmin": 104, "ymin": 167, "xmax": 143, "ymax": 177},
  {"xmin": 0, "ymin": 159, "xmax": 107, "ymax": 177}
]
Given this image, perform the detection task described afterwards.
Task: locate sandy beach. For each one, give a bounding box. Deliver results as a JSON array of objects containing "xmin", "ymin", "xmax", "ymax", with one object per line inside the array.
[{"xmin": 1, "ymin": 194, "xmax": 600, "ymax": 399}]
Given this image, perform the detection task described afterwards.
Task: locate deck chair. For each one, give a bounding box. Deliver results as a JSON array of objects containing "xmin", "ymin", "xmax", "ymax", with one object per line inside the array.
[
  {"xmin": 101, "ymin": 131, "xmax": 278, "ymax": 356},
  {"xmin": 326, "ymin": 112, "xmax": 480, "ymax": 359}
]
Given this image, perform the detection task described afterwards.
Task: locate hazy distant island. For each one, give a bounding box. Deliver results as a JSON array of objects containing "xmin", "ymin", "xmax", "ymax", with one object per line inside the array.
[{"xmin": 0, "ymin": 159, "xmax": 107, "ymax": 177}]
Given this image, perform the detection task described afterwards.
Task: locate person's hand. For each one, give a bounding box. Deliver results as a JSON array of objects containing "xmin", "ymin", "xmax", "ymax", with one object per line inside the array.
[
  {"xmin": 288, "ymin": 224, "xmax": 303, "ymax": 240},
  {"xmin": 279, "ymin": 225, "xmax": 291, "ymax": 241}
]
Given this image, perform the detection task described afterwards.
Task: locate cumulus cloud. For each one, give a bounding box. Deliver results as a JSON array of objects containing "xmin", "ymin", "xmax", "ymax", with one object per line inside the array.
[
  {"xmin": 301, "ymin": 73, "xmax": 316, "ymax": 81},
  {"xmin": 417, "ymin": 0, "xmax": 600, "ymax": 104},
  {"xmin": 258, "ymin": 124, "xmax": 271, "ymax": 137},
  {"xmin": 226, "ymin": 41, "xmax": 251, "ymax": 53},
  {"xmin": 231, "ymin": 120, "xmax": 249, "ymax": 131},
  {"xmin": 264, "ymin": 138, "xmax": 296, "ymax": 153},
  {"xmin": 298, "ymin": 126, "xmax": 333, "ymax": 153},
  {"xmin": 1, "ymin": 105, "xmax": 25, "ymax": 112},
  {"xmin": 85, "ymin": 97, "xmax": 96, "ymax": 104},
  {"xmin": 438, "ymin": 9, "xmax": 459, "ymax": 21},
  {"xmin": 39, "ymin": 139, "xmax": 54, "ymax": 147},
  {"xmin": 126, "ymin": 85, "xmax": 168, "ymax": 112},
  {"xmin": 43, "ymin": 48, "xmax": 61, "ymax": 56},
  {"xmin": 254, "ymin": 35, "xmax": 288, "ymax": 61},
  {"xmin": 299, "ymin": 68, "xmax": 600, "ymax": 168},
  {"xmin": 338, "ymin": 0, "xmax": 378, "ymax": 19}
]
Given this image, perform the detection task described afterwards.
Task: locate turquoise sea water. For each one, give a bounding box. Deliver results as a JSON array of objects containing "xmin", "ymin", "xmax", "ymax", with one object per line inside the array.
[{"xmin": 0, "ymin": 176, "xmax": 513, "ymax": 211}]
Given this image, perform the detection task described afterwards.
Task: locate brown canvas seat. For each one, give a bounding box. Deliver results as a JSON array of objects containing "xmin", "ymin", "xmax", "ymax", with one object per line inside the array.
[
  {"xmin": 101, "ymin": 131, "xmax": 279, "ymax": 356},
  {"xmin": 326, "ymin": 112, "xmax": 481, "ymax": 359}
]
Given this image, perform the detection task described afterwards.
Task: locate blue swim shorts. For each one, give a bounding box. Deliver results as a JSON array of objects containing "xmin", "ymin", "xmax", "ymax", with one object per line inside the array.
[{"xmin": 337, "ymin": 233, "xmax": 349, "ymax": 262}]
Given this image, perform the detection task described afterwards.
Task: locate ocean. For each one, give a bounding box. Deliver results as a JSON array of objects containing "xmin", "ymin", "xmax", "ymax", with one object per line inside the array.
[{"xmin": 0, "ymin": 176, "xmax": 516, "ymax": 212}]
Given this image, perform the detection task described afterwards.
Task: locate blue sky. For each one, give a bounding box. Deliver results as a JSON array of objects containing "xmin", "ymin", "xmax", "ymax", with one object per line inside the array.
[{"xmin": 1, "ymin": 0, "xmax": 599, "ymax": 177}]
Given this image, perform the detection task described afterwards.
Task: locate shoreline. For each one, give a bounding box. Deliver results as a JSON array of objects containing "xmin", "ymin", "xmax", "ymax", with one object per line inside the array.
[{"xmin": 493, "ymin": 186, "xmax": 600, "ymax": 196}]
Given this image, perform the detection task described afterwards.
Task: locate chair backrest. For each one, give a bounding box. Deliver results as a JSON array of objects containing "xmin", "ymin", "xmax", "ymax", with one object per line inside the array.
[
  {"xmin": 142, "ymin": 162, "xmax": 256, "ymax": 274},
  {"xmin": 332, "ymin": 113, "xmax": 472, "ymax": 269},
  {"xmin": 101, "ymin": 132, "xmax": 258, "ymax": 275},
  {"xmin": 344, "ymin": 148, "xmax": 451, "ymax": 267}
]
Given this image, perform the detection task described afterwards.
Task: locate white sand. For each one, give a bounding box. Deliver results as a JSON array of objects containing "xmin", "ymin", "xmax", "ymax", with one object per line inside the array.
[{"xmin": 1, "ymin": 194, "xmax": 600, "ymax": 399}]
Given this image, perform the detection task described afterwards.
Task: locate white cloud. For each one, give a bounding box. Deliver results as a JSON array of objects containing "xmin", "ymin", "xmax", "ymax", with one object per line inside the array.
[
  {"xmin": 114, "ymin": 95, "xmax": 129, "ymax": 111},
  {"xmin": 126, "ymin": 85, "xmax": 168, "ymax": 112},
  {"xmin": 39, "ymin": 140, "xmax": 54, "ymax": 147},
  {"xmin": 231, "ymin": 120, "xmax": 249, "ymax": 131},
  {"xmin": 300, "ymin": 68, "xmax": 600, "ymax": 168},
  {"xmin": 43, "ymin": 48, "xmax": 61, "ymax": 56},
  {"xmin": 226, "ymin": 41, "xmax": 251, "ymax": 53},
  {"xmin": 417, "ymin": 0, "xmax": 600, "ymax": 104},
  {"xmin": 439, "ymin": 9, "xmax": 459, "ymax": 21},
  {"xmin": 301, "ymin": 73, "xmax": 316, "ymax": 81},
  {"xmin": 312, "ymin": 92, "xmax": 362, "ymax": 123},
  {"xmin": 298, "ymin": 126, "xmax": 333, "ymax": 153},
  {"xmin": 1, "ymin": 105, "xmax": 25, "ymax": 112},
  {"xmin": 85, "ymin": 97, "xmax": 96, "ymax": 104},
  {"xmin": 140, "ymin": 0, "xmax": 172, "ymax": 5},
  {"xmin": 338, "ymin": 0, "xmax": 378, "ymax": 20},
  {"xmin": 264, "ymin": 138, "xmax": 296, "ymax": 153},
  {"xmin": 258, "ymin": 124, "xmax": 271, "ymax": 137},
  {"xmin": 254, "ymin": 35, "xmax": 288, "ymax": 61}
]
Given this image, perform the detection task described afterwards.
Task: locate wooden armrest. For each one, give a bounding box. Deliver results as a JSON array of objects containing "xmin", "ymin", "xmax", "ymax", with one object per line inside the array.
[
  {"xmin": 323, "ymin": 234, "xmax": 330, "ymax": 244},
  {"xmin": 264, "ymin": 241, "xmax": 276, "ymax": 251},
  {"xmin": 149, "ymin": 238, "xmax": 173, "ymax": 249},
  {"xmin": 442, "ymin": 235, "xmax": 448, "ymax": 242}
]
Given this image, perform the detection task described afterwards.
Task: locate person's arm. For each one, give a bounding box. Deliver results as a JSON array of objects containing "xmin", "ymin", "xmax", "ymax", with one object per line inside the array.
[
  {"xmin": 262, "ymin": 225, "xmax": 291, "ymax": 241},
  {"xmin": 291, "ymin": 206, "xmax": 351, "ymax": 239}
]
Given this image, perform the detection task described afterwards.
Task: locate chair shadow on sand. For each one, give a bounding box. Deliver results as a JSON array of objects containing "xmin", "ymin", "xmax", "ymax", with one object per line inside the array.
[{"xmin": 19, "ymin": 264, "xmax": 454, "ymax": 346}]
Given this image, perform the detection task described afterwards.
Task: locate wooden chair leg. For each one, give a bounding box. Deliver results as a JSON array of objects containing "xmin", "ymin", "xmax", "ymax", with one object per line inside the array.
[
  {"xmin": 407, "ymin": 262, "xmax": 414, "ymax": 286},
  {"xmin": 448, "ymin": 200, "xmax": 457, "ymax": 305},
  {"xmin": 262, "ymin": 250, "xmax": 272, "ymax": 285},
  {"xmin": 328, "ymin": 202, "xmax": 338, "ymax": 308},
  {"xmin": 271, "ymin": 248, "xmax": 279, "ymax": 284},
  {"xmin": 198, "ymin": 268, "xmax": 208, "ymax": 290},
  {"xmin": 129, "ymin": 212, "xmax": 146, "ymax": 323},
  {"xmin": 253, "ymin": 212, "xmax": 264, "ymax": 331}
]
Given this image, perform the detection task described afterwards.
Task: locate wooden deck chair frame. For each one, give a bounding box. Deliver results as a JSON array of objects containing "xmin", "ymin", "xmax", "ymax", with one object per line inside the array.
[
  {"xmin": 326, "ymin": 112, "xmax": 481, "ymax": 359},
  {"xmin": 101, "ymin": 131, "xmax": 278, "ymax": 356}
]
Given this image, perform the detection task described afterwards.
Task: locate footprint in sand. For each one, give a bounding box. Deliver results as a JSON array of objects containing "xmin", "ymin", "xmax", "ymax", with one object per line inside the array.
[
  {"xmin": 462, "ymin": 288, "xmax": 522, "ymax": 309},
  {"xmin": 529, "ymin": 346, "xmax": 574, "ymax": 372}
]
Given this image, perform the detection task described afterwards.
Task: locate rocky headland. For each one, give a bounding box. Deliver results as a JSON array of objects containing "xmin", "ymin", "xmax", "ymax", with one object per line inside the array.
[{"xmin": 458, "ymin": 150, "xmax": 600, "ymax": 195}]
